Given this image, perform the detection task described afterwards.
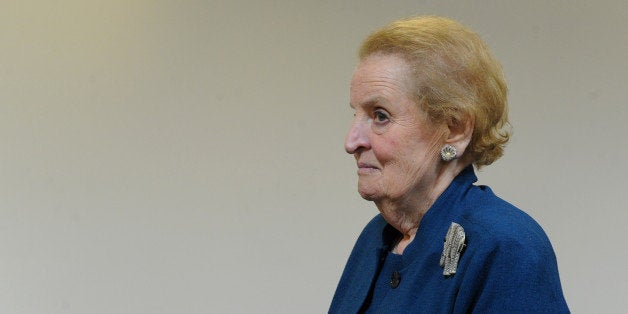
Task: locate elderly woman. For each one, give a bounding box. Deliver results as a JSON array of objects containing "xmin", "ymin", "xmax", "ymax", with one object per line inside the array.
[{"xmin": 330, "ymin": 16, "xmax": 569, "ymax": 313}]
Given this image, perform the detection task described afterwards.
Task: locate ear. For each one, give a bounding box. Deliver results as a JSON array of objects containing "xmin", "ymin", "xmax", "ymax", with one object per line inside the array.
[{"xmin": 444, "ymin": 114, "xmax": 474, "ymax": 157}]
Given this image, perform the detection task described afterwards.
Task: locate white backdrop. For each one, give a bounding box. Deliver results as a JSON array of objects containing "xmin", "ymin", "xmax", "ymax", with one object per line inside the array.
[{"xmin": 1, "ymin": 0, "xmax": 626, "ymax": 313}]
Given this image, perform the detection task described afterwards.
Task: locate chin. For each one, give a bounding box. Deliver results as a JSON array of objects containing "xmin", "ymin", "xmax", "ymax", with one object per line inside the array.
[
  {"xmin": 357, "ymin": 179, "xmax": 386, "ymax": 201},
  {"xmin": 358, "ymin": 188, "xmax": 381, "ymax": 202}
]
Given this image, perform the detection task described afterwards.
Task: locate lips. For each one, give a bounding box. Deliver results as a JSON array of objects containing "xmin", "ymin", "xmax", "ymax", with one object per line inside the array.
[
  {"xmin": 358, "ymin": 162, "xmax": 378, "ymax": 169},
  {"xmin": 357, "ymin": 162, "xmax": 379, "ymax": 174}
]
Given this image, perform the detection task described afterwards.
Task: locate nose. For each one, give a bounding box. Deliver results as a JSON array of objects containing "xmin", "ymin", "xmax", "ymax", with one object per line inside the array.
[{"xmin": 345, "ymin": 118, "xmax": 370, "ymax": 154}]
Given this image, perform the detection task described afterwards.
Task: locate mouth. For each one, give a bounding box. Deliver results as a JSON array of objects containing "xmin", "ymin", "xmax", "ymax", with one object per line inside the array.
[{"xmin": 357, "ymin": 162, "xmax": 379, "ymax": 174}]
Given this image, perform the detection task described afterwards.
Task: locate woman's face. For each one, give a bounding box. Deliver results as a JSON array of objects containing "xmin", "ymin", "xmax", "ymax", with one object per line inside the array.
[{"xmin": 345, "ymin": 54, "xmax": 444, "ymax": 203}]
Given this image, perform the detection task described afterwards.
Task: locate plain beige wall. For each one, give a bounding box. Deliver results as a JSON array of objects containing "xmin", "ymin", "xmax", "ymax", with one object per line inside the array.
[{"xmin": 1, "ymin": 0, "xmax": 626, "ymax": 313}]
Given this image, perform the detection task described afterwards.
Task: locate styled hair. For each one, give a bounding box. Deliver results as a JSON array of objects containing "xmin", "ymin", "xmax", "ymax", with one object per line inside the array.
[{"xmin": 359, "ymin": 16, "xmax": 510, "ymax": 167}]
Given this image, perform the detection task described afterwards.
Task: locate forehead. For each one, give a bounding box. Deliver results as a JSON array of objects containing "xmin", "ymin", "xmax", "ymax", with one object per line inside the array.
[{"xmin": 350, "ymin": 54, "xmax": 413, "ymax": 106}]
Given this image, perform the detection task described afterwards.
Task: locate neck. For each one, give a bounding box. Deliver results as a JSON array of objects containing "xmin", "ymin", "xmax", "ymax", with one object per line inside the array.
[{"xmin": 376, "ymin": 161, "xmax": 470, "ymax": 254}]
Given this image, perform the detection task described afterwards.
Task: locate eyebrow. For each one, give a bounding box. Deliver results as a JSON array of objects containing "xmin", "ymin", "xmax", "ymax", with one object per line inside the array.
[{"xmin": 350, "ymin": 96, "xmax": 383, "ymax": 110}]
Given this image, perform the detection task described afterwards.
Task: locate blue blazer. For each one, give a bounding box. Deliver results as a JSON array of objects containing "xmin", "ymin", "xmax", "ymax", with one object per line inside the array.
[{"xmin": 330, "ymin": 166, "xmax": 569, "ymax": 313}]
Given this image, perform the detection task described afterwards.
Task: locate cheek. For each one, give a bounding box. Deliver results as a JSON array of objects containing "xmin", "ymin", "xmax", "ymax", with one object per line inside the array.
[
  {"xmin": 384, "ymin": 137, "xmax": 433, "ymax": 172},
  {"xmin": 371, "ymin": 137, "xmax": 398, "ymax": 163}
]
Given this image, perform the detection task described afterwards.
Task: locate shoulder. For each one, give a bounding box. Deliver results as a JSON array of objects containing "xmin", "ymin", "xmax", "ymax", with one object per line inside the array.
[
  {"xmin": 453, "ymin": 185, "xmax": 569, "ymax": 312},
  {"xmin": 459, "ymin": 185, "xmax": 553, "ymax": 253}
]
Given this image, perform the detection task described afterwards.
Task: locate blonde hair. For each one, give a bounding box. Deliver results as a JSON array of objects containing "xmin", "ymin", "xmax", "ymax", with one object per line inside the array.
[{"xmin": 360, "ymin": 16, "xmax": 510, "ymax": 167}]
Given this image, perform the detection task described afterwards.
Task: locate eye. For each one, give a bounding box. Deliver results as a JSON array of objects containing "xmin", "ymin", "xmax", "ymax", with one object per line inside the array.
[
  {"xmin": 373, "ymin": 109, "xmax": 390, "ymax": 123},
  {"xmin": 370, "ymin": 108, "xmax": 393, "ymax": 134}
]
